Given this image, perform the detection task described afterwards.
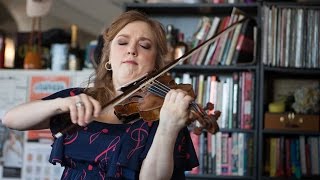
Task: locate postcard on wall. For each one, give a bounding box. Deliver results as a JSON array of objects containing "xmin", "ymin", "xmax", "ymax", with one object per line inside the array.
[
  {"xmin": 0, "ymin": 74, "xmax": 28, "ymax": 119},
  {"xmin": 0, "ymin": 124, "xmax": 25, "ymax": 179},
  {"xmin": 22, "ymin": 142, "xmax": 63, "ymax": 180},
  {"xmin": 29, "ymin": 75, "xmax": 71, "ymax": 101}
]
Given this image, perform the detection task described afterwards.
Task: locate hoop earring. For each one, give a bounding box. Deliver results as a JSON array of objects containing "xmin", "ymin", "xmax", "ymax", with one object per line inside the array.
[{"xmin": 104, "ymin": 61, "xmax": 112, "ymax": 71}]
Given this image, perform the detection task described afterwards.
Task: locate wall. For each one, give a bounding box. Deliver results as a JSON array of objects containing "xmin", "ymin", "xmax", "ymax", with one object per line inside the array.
[{"xmin": 0, "ymin": 69, "xmax": 93, "ymax": 180}]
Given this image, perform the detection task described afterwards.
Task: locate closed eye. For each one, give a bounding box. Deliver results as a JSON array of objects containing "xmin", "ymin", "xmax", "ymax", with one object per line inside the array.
[
  {"xmin": 118, "ymin": 41, "xmax": 127, "ymax": 45},
  {"xmin": 117, "ymin": 37, "xmax": 128, "ymax": 45},
  {"xmin": 140, "ymin": 43, "xmax": 151, "ymax": 49}
]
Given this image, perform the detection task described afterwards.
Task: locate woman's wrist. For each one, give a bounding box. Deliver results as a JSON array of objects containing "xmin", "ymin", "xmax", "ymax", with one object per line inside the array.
[{"xmin": 157, "ymin": 123, "xmax": 180, "ymax": 138}]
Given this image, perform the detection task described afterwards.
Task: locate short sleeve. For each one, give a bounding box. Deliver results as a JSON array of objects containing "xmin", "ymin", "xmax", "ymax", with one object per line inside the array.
[
  {"xmin": 174, "ymin": 127, "xmax": 199, "ymax": 171},
  {"xmin": 41, "ymin": 88, "xmax": 83, "ymax": 135},
  {"xmin": 41, "ymin": 88, "xmax": 83, "ymax": 100},
  {"xmin": 139, "ymin": 122, "xmax": 199, "ymax": 174}
]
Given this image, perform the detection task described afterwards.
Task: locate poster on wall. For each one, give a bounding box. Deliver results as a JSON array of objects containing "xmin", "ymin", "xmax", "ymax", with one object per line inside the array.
[
  {"xmin": 0, "ymin": 74, "xmax": 28, "ymax": 179},
  {"xmin": 22, "ymin": 142, "xmax": 63, "ymax": 180},
  {"xmin": 0, "ymin": 126, "xmax": 24, "ymax": 179},
  {"xmin": 0, "ymin": 75, "xmax": 28, "ymax": 120},
  {"xmin": 29, "ymin": 75, "xmax": 71, "ymax": 101}
]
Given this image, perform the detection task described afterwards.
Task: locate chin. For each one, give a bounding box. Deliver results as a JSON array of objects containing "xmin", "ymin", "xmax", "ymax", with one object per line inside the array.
[{"xmin": 118, "ymin": 75, "xmax": 138, "ymax": 85}]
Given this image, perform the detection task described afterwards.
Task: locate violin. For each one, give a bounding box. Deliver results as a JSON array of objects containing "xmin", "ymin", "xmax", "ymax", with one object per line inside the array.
[
  {"xmin": 54, "ymin": 18, "xmax": 246, "ymax": 138},
  {"xmin": 114, "ymin": 73, "xmax": 220, "ymax": 135}
]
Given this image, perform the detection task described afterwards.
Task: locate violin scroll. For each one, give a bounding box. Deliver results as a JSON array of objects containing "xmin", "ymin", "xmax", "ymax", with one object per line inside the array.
[{"xmin": 189, "ymin": 102, "xmax": 221, "ymax": 135}]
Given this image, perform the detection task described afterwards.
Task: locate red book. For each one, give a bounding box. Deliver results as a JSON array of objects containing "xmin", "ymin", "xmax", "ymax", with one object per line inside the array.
[
  {"xmin": 209, "ymin": 16, "xmax": 230, "ymax": 65},
  {"xmin": 241, "ymin": 72, "xmax": 254, "ymax": 129},
  {"xmin": 305, "ymin": 142, "xmax": 311, "ymax": 175},
  {"xmin": 231, "ymin": 19, "xmax": 256, "ymax": 65},
  {"xmin": 285, "ymin": 138, "xmax": 292, "ymax": 177}
]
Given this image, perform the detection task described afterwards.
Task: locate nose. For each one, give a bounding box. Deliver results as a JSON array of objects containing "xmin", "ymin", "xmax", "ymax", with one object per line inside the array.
[
  {"xmin": 127, "ymin": 51, "xmax": 137, "ymax": 57},
  {"xmin": 127, "ymin": 44, "xmax": 137, "ymax": 57}
]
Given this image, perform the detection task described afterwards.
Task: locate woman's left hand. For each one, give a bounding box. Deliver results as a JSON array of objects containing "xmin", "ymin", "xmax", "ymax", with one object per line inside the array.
[{"xmin": 159, "ymin": 89, "xmax": 193, "ymax": 135}]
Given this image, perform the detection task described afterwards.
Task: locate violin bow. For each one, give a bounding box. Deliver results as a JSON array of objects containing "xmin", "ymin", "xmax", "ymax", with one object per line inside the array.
[{"xmin": 54, "ymin": 17, "xmax": 248, "ymax": 138}]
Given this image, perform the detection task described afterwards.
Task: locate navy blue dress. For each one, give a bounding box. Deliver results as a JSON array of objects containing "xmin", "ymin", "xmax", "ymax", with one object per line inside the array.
[{"xmin": 43, "ymin": 88, "xmax": 199, "ymax": 180}]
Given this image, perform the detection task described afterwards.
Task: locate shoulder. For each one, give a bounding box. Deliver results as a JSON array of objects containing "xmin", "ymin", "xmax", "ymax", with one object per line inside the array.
[{"xmin": 42, "ymin": 88, "xmax": 84, "ymax": 100}]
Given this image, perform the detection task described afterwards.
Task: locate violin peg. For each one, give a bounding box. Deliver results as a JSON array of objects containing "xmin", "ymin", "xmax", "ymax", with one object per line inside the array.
[
  {"xmin": 192, "ymin": 127, "xmax": 202, "ymax": 135},
  {"xmin": 205, "ymin": 102, "xmax": 214, "ymax": 111},
  {"xmin": 214, "ymin": 110, "xmax": 221, "ymax": 118},
  {"xmin": 207, "ymin": 124, "xmax": 220, "ymax": 134}
]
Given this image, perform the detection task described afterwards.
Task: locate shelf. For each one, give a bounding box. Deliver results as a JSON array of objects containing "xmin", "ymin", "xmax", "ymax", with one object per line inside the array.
[
  {"xmin": 220, "ymin": 128, "xmax": 255, "ymax": 133},
  {"xmin": 263, "ymin": 66, "xmax": 320, "ymax": 76},
  {"xmin": 263, "ymin": 129, "xmax": 320, "ymax": 136},
  {"xmin": 186, "ymin": 174, "xmax": 255, "ymax": 180},
  {"xmin": 262, "ymin": 175, "xmax": 320, "ymax": 180},
  {"xmin": 262, "ymin": 1, "xmax": 320, "ymax": 7},
  {"xmin": 124, "ymin": 3, "xmax": 258, "ymax": 16},
  {"xmin": 171, "ymin": 64, "xmax": 257, "ymax": 74}
]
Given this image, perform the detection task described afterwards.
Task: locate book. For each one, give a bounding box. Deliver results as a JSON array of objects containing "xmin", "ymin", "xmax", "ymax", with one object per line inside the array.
[
  {"xmin": 207, "ymin": 131, "xmax": 213, "ymax": 174},
  {"xmin": 241, "ymin": 72, "xmax": 254, "ymax": 129},
  {"xmin": 210, "ymin": 16, "xmax": 232, "ymax": 65},
  {"xmin": 309, "ymin": 137, "xmax": 319, "ymax": 175},
  {"xmin": 215, "ymin": 132, "xmax": 222, "ymax": 175},
  {"xmin": 220, "ymin": 77, "xmax": 231, "ymax": 129},
  {"xmin": 197, "ymin": 17, "xmax": 221, "ymax": 66},
  {"xmin": 261, "ymin": 5, "xmax": 270, "ymax": 65},
  {"xmin": 221, "ymin": 133, "xmax": 230, "ymax": 175},
  {"xmin": 238, "ymin": 132, "xmax": 247, "ymax": 176},
  {"xmin": 291, "ymin": 139, "xmax": 302, "ymax": 178},
  {"xmin": 219, "ymin": 13, "xmax": 240, "ymax": 65},
  {"xmin": 231, "ymin": 132, "xmax": 239, "ymax": 175},
  {"xmin": 285, "ymin": 138, "xmax": 292, "ymax": 177},
  {"xmin": 269, "ymin": 138, "xmax": 277, "ymax": 176},
  {"xmin": 224, "ymin": 13, "xmax": 245, "ymax": 66},
  {"xmin": 299, "ymin": 136, "xmax": 307, "ymax": 175},
  {"xmin": 210, "ymin": 133, "xmax": 216, "ymax": 174},
  {"xmin": 189, "ymin": 16, "xmax": 212, "ymax": 65},
  {"xmin": 216, "ymin": 12, "xmax": 239, "ymax": 65},
  {"xmin": 231, "ymin": 72, "xmax": 239, "ymax": 128},
  {"xmin": 231, "ymin": 18, "xmax": 256, "ymax": 65},
  {"xmin": 206, "ymin": 16, "xmax": 230, "ymax": 65}
]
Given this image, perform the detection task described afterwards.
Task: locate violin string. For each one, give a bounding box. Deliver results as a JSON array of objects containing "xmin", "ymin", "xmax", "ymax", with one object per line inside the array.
[
  {"xmin": 148, "ymin": 82, "xmax": 167, "ymax": 98},
  {"xmin": 148, "ymin": 80, "xmax": 206, "ymax": 117},
  {"xmin": 148, "ymin": 81, "xmax": 211, "ymax": 128}
]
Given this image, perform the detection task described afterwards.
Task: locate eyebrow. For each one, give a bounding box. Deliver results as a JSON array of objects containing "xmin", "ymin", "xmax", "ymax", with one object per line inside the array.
[{"xmin": 117, "ymin": 34, "xmax": 152, "ymax": 42}]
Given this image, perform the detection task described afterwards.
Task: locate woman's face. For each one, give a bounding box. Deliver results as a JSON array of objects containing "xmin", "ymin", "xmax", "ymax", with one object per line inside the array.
[{"xmin": 109, "ymin": 21, "xmax": 157, "ymax": 90}]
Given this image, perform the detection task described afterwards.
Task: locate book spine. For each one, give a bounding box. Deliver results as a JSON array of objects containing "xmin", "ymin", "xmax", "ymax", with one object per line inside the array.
[
  {"xmin": 231, "ymin": 132, "xmax": 239, "ymax": 175},
  {"xmin": 215, "ymin": 132, "xmax": 222, "ymax": 175},
  {"xmin": 242, "ymin": 72, "xmax": 253, "ymax": 129},
  {"xmin": 221, "ymin": 133, "xmax": 230, "ymax": 175},
  {"xmin": 299, "ymin": 136, "xmax": 307, "ymax": 175}
]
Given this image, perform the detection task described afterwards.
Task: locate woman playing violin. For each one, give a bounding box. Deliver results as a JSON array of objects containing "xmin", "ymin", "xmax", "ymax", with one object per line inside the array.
[{"xmin": 2, "ymin": 10, "xmax": 199, "ymax": 179}]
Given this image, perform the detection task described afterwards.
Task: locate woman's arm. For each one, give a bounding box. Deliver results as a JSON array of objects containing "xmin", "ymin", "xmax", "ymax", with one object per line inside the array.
[
  {"xmin": 2, "ymin": 93, "xmax": 101, "ymax": 131},
  {"xmin": 139, "ymin": 89, "xmax": 193, "ymax": 180},
  {"xmin": 2, "ymin": 98, "xmax": 64, "ymax": 130}
]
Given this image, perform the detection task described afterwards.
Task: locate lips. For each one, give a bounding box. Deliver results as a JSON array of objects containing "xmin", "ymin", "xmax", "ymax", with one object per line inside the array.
[{"xmin": 123, "ymin": 60, "xmax": 138, "ymax": 65}]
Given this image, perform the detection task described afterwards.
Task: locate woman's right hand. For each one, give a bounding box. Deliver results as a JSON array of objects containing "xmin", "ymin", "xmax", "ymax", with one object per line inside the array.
[{"xmin": 59, "ymin": 93, "xmax": 102, "ymax": 126}]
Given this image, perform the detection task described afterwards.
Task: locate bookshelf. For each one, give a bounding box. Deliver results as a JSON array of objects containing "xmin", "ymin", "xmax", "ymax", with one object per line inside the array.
[
  {"xmin": 125, "ymin": 2, "xmax": 259, "ymax": 180},
  {"xmin": 258, "ymin": 1, "xmax": 320, "ymax": 180},
  {"xmin": 124, "ymin": 1, "xmax": 320, "ymax": 180}
]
